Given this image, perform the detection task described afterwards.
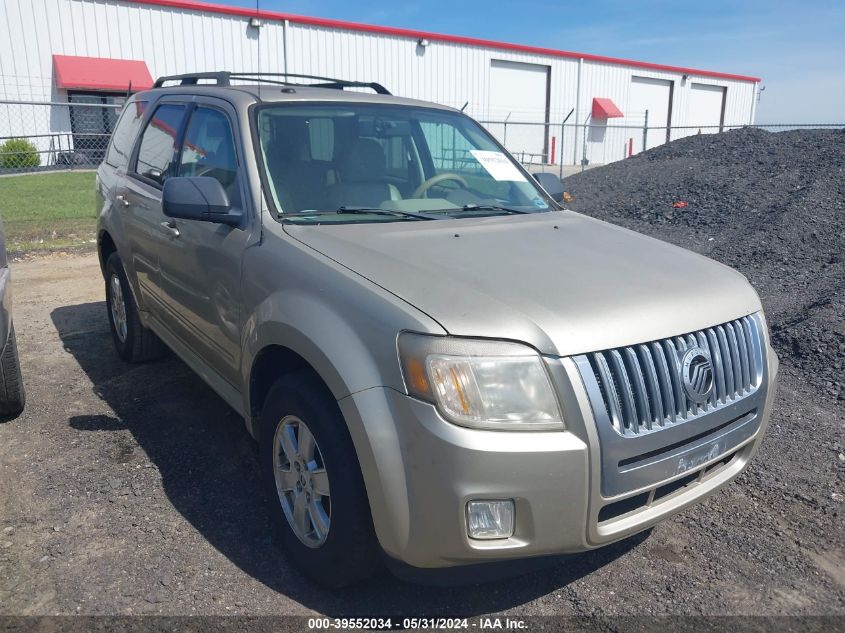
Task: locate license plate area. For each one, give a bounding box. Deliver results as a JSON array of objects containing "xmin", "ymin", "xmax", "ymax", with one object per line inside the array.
[{"xmin": 616, "ymin": 410, "xmax": 756, "ymax": 484}]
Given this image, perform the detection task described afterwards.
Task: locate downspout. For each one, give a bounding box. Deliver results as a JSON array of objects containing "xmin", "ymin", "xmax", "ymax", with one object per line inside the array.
[
  {"xmin": 573, "ymin": 57, "xmax": 583, "ymax": 166},
  {"xmin": 749, "ymin": 80, "xmax": 759, "ymax": 125},
  {"xmin": 283, "ymin": 19, "xmax": 290, "ymax": 75}
]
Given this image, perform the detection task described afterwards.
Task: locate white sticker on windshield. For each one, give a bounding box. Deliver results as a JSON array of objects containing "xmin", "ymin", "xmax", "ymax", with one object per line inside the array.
[{"xmin": 470, "ymin": 150, "xmax": 527, "ymax": 182}]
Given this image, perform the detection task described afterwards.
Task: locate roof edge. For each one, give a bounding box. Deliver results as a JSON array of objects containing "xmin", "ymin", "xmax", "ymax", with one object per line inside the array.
[{"xmin": 129, "ymin": 0, "xmax": 762, "ymax": 83}]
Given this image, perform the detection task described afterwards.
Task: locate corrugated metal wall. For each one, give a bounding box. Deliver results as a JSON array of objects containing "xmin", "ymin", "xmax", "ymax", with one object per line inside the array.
[{"xmin": 0, "ymin": 0, "xmax": 758, "ymax": 165}]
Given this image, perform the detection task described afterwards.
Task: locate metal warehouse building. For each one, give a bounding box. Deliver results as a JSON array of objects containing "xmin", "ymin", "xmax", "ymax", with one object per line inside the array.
[{"xmin": 0, "ymin": 0, "xmax": 760, "ymax": 167}]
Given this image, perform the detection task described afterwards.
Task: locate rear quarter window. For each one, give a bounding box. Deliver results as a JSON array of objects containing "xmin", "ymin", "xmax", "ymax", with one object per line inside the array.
[{"xmin": 104, "ymin": 100, "xmax": 148, "ymax": 169}]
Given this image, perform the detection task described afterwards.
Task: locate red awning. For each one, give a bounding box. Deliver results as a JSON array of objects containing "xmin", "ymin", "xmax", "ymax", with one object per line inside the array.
[
  {"xmin": 53, "ymin": 55, "xmax": 154, "ymax": 92},
  {"xmin": 592, "ymin": 97, "xmax": 624, "ymax": 118}
]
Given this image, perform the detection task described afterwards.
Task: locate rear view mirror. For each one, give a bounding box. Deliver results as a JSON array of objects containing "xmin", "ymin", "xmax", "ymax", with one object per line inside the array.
[
  {"xmin": 162, "ymin": 177, "xmax": 242, "ymax": 227},
  {"xmin": 532, "ymin": 172, "xmax": 566, "ymax": 204},
  {"xmin": 357, "ymin": 117, "xmax": 412, "ymax": 138}
]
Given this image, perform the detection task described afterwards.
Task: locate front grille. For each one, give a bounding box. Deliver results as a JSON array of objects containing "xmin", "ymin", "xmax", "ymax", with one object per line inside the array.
[
  {"xmin": 586, "ymin": 314, "xmax": 764, "ymax": 436},
  {"xmin": 596, "ymin": 448, "xmax": 742, "ymax": 524}
]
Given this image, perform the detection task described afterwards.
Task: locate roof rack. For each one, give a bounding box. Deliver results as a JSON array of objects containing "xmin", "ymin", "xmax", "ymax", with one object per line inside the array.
[{"xmin": 152, "ymin": 72, "xmax": 391, "ymax": 94}]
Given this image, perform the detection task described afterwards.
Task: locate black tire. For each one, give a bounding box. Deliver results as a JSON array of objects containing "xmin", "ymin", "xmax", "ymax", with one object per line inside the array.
[
  {"xmin": 0, "ymin": 323, "xmax": 25, "ymax": 419},
  {"xmin": 105, "ymin": 252, "xmax": 166, "ymax": 363},
  {"xmin": 259, "ymin": 371, "xmax": 382, "ymax": 587}
]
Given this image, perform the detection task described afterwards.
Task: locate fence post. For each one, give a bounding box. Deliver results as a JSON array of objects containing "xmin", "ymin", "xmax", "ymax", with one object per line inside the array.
[
  {"xmin": 559, "ymin": 120, "xmax": 565, "ymax": 179},
  {"xmin": 642, "ymin": 109, "xmax": 649, "ymax": 154},
  {"xmin": 558, "ymin": 108, "xmax": 574, "ymax": 179},
  {"xmin": 581, "ymin": 116, "xmax": 591, "ymax": 172},
  {"xmin": 503, "ymin": 112, "xmax": 511, "ymax": 150}
]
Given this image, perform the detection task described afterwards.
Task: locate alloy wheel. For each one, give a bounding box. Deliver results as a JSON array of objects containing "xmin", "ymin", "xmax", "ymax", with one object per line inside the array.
[
  {"xmin": 109, "ymin": 273, "xmax": 128, "ymax": 343},
  {"xmin": 272, "ymin": 415, "xmax": 331, "ymax": 547}
]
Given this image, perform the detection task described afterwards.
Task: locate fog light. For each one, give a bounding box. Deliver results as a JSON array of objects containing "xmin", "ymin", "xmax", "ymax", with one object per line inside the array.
[{"xmin": 466, "ymin": 500, "xmax": 515, "ymax": 540}]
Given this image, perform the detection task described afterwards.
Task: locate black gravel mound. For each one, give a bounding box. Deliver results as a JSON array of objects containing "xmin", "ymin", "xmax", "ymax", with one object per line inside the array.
[{"xmin": 565, "ymin": 127, "xmax": 845, "ymax": 403}]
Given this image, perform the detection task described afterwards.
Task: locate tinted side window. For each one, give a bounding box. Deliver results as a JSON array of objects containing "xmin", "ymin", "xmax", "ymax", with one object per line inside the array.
[
  {"xmin": 179, "ymin": 107, "xmax": 239, "ymax": 203},
  {"xmin": 134, "ymin": 104, "xmax": 187, "ymax": 185},
  {"xmin": 105, "ymin": 100, "xmax": 147, "ymax": 168}
]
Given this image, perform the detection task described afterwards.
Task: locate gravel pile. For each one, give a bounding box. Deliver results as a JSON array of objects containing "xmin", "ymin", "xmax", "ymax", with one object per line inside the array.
[{"xmin": 565, "ymin": 127, "xmax": 845, "ymax": 403}]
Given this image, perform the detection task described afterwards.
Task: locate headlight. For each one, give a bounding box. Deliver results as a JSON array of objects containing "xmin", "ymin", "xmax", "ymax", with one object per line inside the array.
[{"xmin": 398, "ymin": 333, "xmax": 563, "ymax": 431}]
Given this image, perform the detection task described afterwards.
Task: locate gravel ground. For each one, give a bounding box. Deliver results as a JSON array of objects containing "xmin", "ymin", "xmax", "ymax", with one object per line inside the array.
[{"xmin": 1, "ymin": 131, "xmax": 844, "ymax": 618}]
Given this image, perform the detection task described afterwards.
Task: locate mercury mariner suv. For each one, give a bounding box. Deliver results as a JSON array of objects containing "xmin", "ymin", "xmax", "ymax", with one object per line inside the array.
[{"xmin": 96, "ymin": 72, "xmax": 778, "ymax": 587}]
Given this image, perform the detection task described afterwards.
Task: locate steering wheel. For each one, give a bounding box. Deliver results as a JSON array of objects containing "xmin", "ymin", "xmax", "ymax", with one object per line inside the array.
[
  {"xmin": 194, "ymin": 165, "xmax": 236, "ymax": 189},
  {"xmin": 412, "ymin": 173, "xmax": 468, "ymax": 198},
  {"xmin": 195, "ymin": 165, "xmax": 221, "ymax": 178}
]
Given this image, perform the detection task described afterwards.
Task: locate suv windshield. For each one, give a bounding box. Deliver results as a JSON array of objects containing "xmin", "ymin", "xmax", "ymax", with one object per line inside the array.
[{"xmin": 255, "ymin": 103, "xmax": 554, "ymax": 223}]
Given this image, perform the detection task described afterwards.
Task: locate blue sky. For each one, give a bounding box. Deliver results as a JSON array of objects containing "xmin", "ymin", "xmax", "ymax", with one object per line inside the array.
[{"xmin": 220, "ymin": 0, "xmax": 844, "ymax": 123}]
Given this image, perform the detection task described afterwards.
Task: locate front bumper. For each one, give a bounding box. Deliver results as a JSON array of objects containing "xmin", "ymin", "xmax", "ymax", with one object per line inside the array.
[{"xmin": 339, "ymin": 344, "xmax": 779, "ymax": 570}]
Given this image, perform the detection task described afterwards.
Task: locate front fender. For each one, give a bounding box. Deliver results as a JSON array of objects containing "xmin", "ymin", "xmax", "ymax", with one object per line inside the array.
[
  {"xmin": 244, "ymin": 290, "xmax": 377, "ymax": 402},
  {"xmin": 240, "ymin": 281, "xmax": 445, "ymax": 417}
]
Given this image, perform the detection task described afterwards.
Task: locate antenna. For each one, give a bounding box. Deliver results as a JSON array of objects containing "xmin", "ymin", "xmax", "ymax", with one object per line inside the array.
[{"xmin": 256, "ymin": 0, "xmax": 261, "ymax": 99}]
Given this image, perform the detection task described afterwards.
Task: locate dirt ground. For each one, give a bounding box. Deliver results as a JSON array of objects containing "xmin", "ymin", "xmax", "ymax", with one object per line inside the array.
[{"xmin": 0, "ymin": 251, "xmax": 842, "ymax": 619}]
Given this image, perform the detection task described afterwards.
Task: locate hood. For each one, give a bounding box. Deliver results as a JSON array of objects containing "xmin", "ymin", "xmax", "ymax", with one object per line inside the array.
[{"xmin": 284, "ymin": 211, "xmax": 762, "ymax": 356}]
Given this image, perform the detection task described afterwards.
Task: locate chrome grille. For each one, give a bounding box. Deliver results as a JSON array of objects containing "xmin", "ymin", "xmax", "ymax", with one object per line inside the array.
[{"xmin": 586, "ymin": 314, "xmax": 764, "ymax": 436}]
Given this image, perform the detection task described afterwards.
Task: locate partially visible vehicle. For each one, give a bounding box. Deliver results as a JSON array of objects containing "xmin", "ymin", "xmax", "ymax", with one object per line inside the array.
[{"xmin": 0, "ymin": 221, "xmax": 25, "ymax": 419}]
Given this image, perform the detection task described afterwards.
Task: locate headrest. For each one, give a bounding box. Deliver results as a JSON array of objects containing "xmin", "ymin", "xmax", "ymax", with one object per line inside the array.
[
  {"xmin": 203, "ymin": 117, "xmax": 228, "ymax": 141},
  {"xmin": 341, "ymin": 138, "xmax": 386, "ymax": 182}
]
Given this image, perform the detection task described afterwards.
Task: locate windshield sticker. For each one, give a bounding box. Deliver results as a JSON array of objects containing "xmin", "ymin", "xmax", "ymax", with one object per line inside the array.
[{"xmin": 469, "ymin": 150, "xmax": 528, "ymax": 182}]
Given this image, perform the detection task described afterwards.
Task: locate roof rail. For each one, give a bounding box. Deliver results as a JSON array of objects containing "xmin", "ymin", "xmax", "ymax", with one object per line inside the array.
[
  {"xmin": 153, "ymin": 72, "xmax": 391, "ymax": 94},
  {"xmin": 153, "ymin": 72, "xmax": 232, "ymax": 87}
]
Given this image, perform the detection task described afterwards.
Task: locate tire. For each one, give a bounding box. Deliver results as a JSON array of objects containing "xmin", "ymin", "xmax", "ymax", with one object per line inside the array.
[
  {"xmin": 259, "ymin": 371, "xmax": 382, "ymax": 587},
  {"xmin": 0, "ymin": 323, "xmax": 25, "ymax": 419},
  {"xmin": 105, "ymin": 252, "xmax": 166, "ymax": 363}
]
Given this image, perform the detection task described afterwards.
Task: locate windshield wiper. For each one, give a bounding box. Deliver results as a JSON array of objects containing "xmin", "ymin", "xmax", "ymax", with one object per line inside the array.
[
  {"xmin": 460, "ymin": 204, "xmax": 532, "ymax": 214},
  {"xmin": 282, "ymin": 207, "xmax": 439, "ymax": 221},
  {"xmin": 423, "ymin": 204, "xmax": 533, "ymax": 216},
  {"xmin": 282, "ymin": 205, "xmax": 531, "ymax": 222},
  {"xmin": 337, "ymin": 206, "xmax": 443, "ymax": 220}
]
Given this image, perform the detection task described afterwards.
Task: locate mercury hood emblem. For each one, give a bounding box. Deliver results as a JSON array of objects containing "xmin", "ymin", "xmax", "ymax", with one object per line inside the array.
[{"xmin": 681, "ymin": 347, "xmax": 714, "ymax": 403}]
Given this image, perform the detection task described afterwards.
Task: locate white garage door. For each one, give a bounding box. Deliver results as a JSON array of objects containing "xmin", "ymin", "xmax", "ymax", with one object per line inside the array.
[
  {"xmin": 629, "ymin": 76, "xmax": 673, "ymax": 150},
  {"xmin": 488, "ymin": 60, "xmax": 550, "ymax": 162},
  {"xmin": 688, "ymin": 83, "xmax": 726, "ymax": 132}
]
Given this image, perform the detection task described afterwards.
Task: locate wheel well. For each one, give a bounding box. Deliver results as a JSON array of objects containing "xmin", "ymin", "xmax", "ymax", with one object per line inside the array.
[
  {"xmin": 249, "ymin": 345, "xmax": 331, "ymax": 420},
  {"xmin": 98, "ymin": 231, "xmax": 116, "ymax": 274}
]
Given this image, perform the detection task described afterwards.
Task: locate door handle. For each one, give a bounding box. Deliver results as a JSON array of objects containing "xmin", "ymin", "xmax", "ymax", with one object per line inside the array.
[
  {"xmin": 115, "ymin": 194, "xmax": 130, "ymax": 207},
  {"xmin": 160, "ymin": 220, "xmax": 181, "ymax": 238}
]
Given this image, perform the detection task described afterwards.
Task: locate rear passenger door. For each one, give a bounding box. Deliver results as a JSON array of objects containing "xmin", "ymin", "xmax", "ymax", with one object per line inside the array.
[
  {"xmin": 154, "ymin": 98, "xmax": 254, "ymax": 387},
  {"xmin": 120, "ymin": 101, "xmax": 189, "ymax": 313}
]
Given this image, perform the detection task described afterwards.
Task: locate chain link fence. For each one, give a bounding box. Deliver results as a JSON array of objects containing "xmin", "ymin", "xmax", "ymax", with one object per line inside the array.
[
  {"xmin": 1, "ymin": 99, "xmax": 843, "ymax": 177},
  {"xmin": 0, "ymin": 99, "xmax": 122, "ymax": 173},
  {"xmin": 478, "ymin": 118, "xmax": 845, "ymax": 177}
]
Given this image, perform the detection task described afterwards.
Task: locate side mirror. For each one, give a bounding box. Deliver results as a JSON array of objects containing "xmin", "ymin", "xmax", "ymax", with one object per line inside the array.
[
  {"xmin": 532, "ymin": 172, "xmax": 566, "ymax": 204},
  {"xmin": 162, "ymin": 177, "xmax": 242, "ymax": 227}
]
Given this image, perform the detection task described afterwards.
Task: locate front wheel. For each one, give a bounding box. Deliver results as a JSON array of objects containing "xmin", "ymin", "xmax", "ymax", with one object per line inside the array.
[
  {"xmin": 259, "ymin": 372, "xmax": 382, "ymax": 587},
  {"xmin": 0, "ymin": 323, "xmax": 26, "ymax": 419}
]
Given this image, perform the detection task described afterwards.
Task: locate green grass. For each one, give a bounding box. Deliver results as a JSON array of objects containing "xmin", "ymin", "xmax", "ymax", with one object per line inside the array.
[{"xmin": 0, "ymin": 171, "xmax": 97, "ymax": 253}]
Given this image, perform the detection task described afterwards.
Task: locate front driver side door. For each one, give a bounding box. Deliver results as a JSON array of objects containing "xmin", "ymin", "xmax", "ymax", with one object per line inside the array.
[
  {"xmin": 155, "ymin": 99, "xmax": 256, "ymax": 388},
  {"xmin": 120, "ymin": 101, "xmax": 189, "ymax": 314}
]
